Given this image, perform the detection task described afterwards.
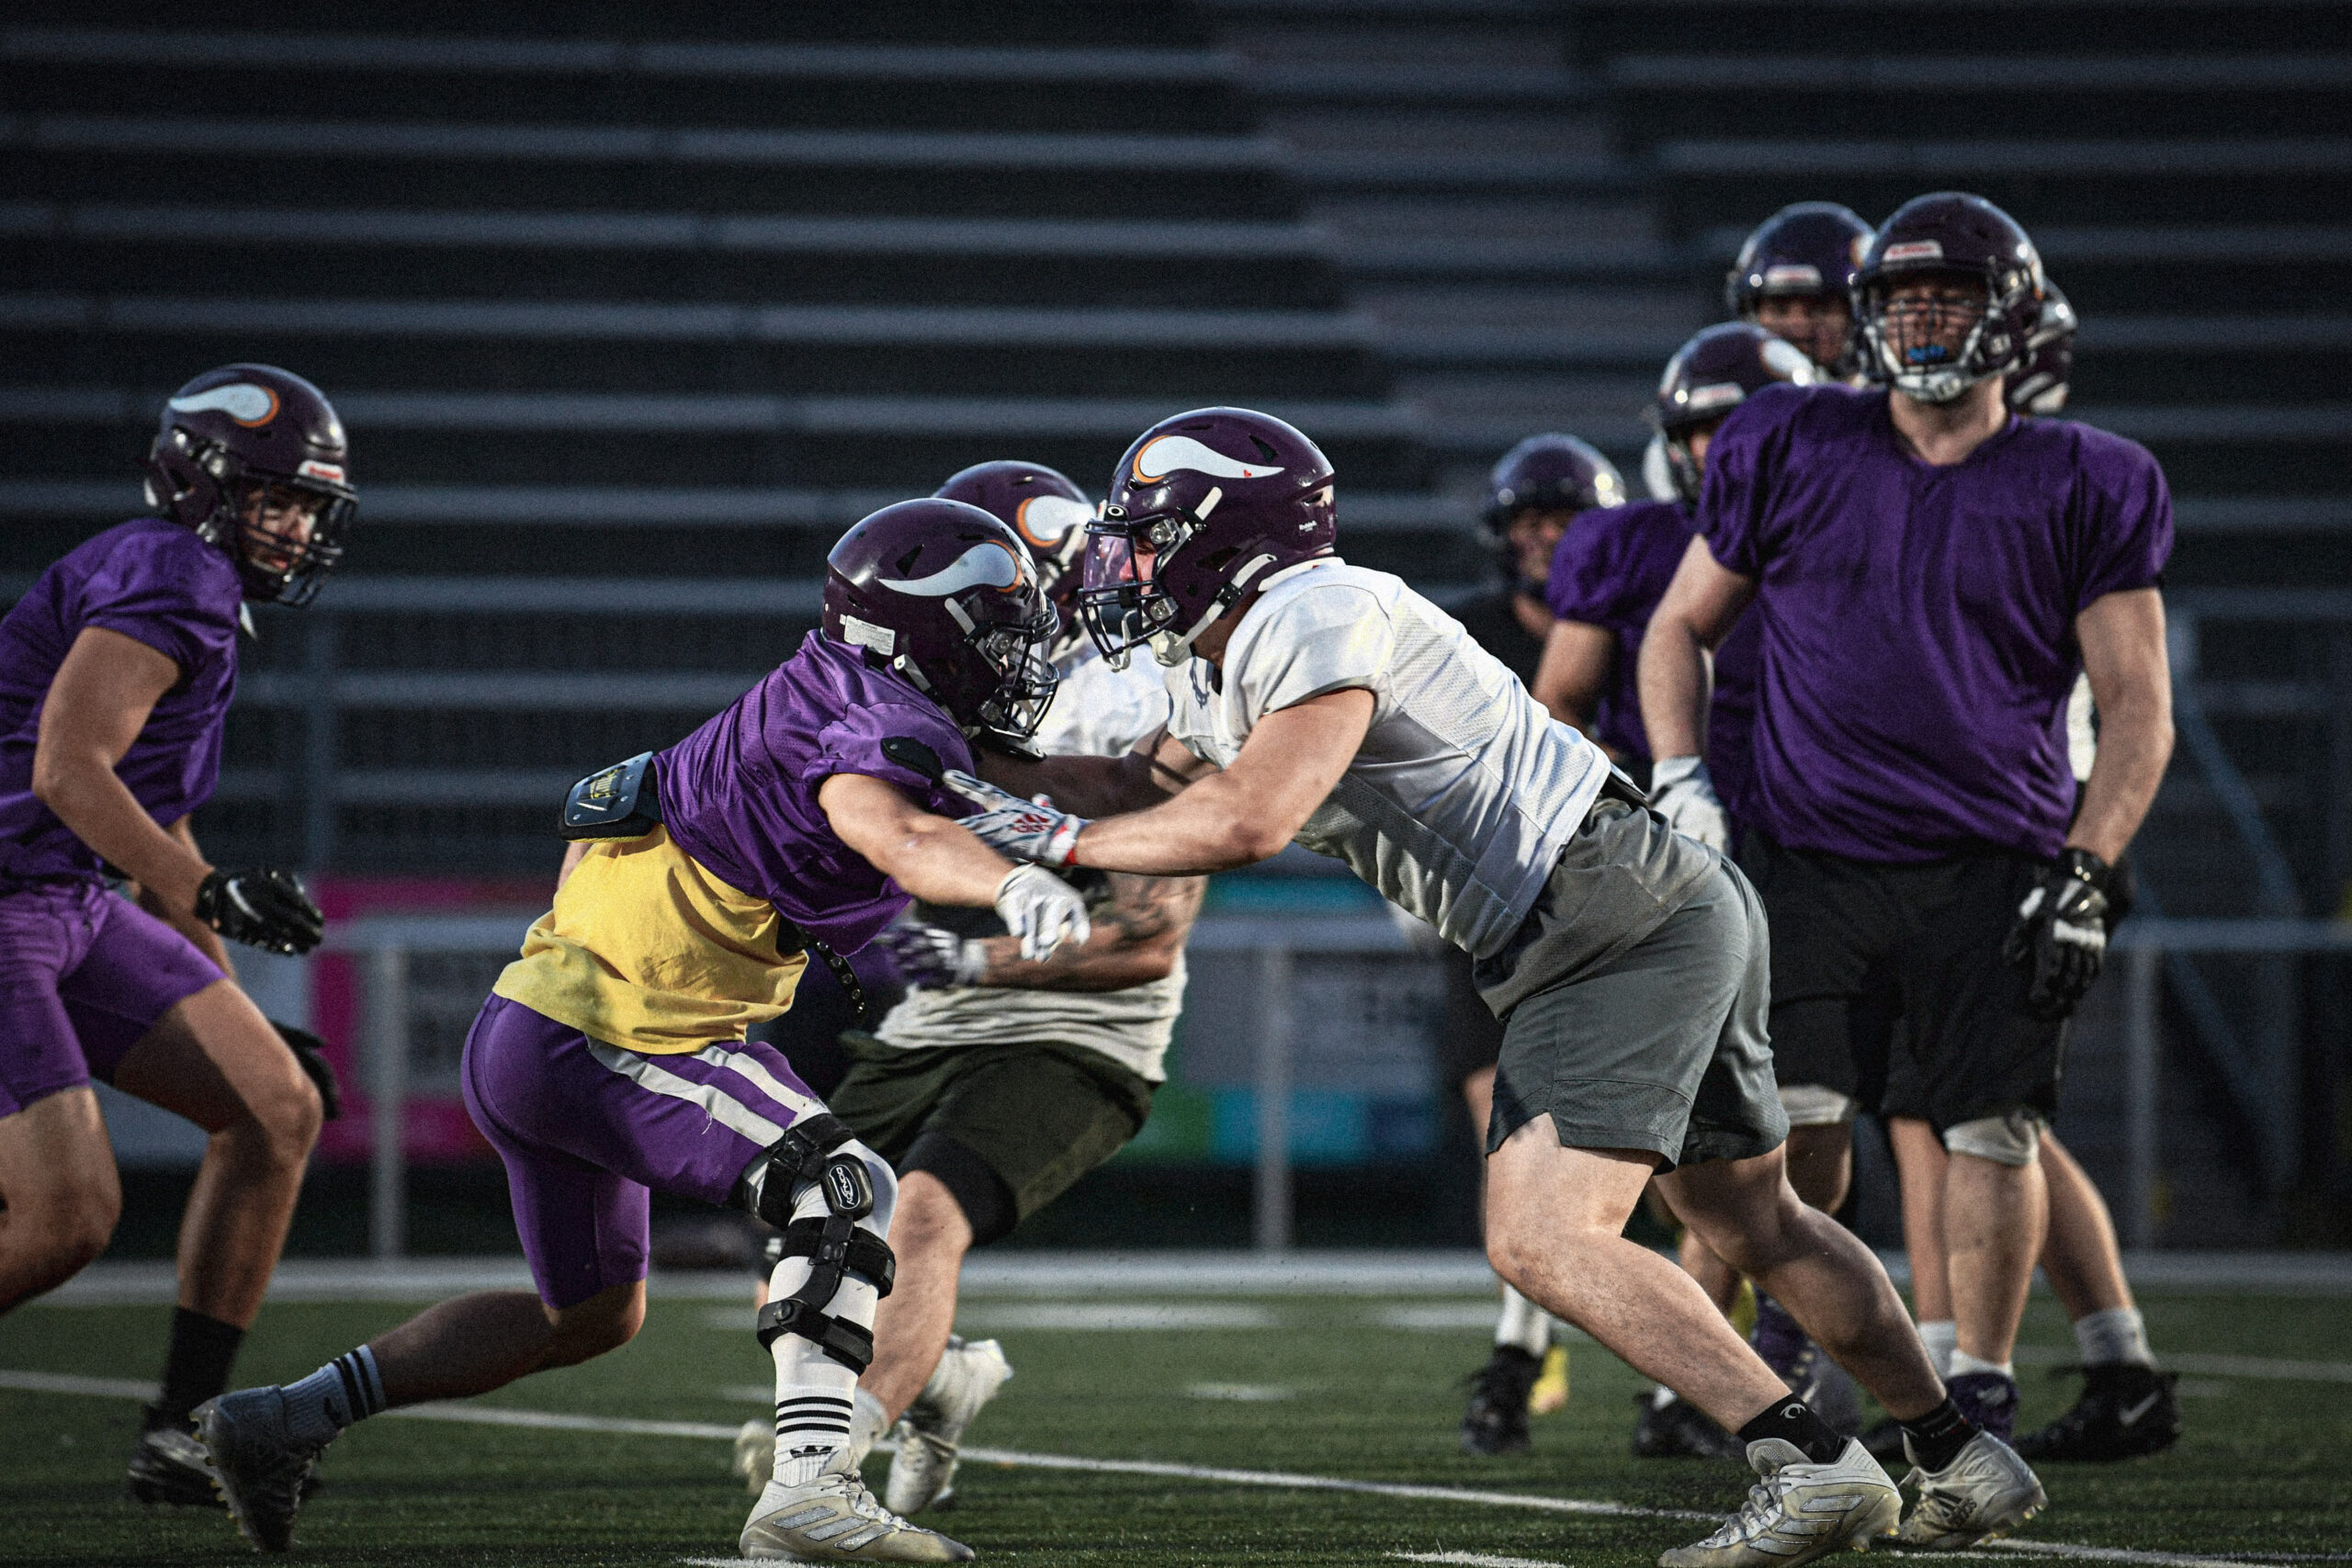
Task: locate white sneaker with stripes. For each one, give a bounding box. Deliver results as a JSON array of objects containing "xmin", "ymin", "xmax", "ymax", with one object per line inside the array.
[{"xmin": 740, "ymin": 1458, "xmax": 973, "ymax": 1562}]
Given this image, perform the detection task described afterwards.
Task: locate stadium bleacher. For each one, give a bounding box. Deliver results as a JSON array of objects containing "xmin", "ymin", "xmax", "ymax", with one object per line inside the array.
[{"xmin": 3, "ymin": 0, "xmax": 2345, "ymax": 1239}]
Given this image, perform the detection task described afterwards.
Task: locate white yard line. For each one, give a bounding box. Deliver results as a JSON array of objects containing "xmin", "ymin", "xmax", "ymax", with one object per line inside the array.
[
  {"xmin": 0, "ymin": 1369, "xmax": 2283, "ymax": 1568},
  {"xmin": 1391, "ymin": 1552, "xmax": 1567, "ymax": 1567}
]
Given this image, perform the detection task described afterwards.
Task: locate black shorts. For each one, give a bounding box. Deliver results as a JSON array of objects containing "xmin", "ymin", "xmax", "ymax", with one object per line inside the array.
[
  {"xmin": 1435, "ymin": 943, "xmax": 1505, "ymax": 1090},
  {"xmin": 1737, "ymin": 829, "xmax": 2065, "ymax": 1132}
]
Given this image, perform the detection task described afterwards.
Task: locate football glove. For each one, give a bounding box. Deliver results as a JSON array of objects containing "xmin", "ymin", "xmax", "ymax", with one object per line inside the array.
[
  {"xmin": 941, "ymin": 770, "xmax": 1087, "ymax": 869},
  {"xmin": 272, "ymin": 1021, "xmax": 343, "ymax": 1120},
  {"xmin": 993, "ymin": 864, "xmax": 1091, "ymax": 964},
  {"xmin": 874, "ymin": 921, "xmax": 989, "ymax": 990},
  {"xmin": 2002, "ymin": 848, "xmax": 2111, "ymax": 1022},
  {"xmin": 1648, "ymin": 755, "xmax": 1730, "ymax": 852},
  {"xmin": 194, "ymin": 866, "xmax": 324, "ymax": 955}
]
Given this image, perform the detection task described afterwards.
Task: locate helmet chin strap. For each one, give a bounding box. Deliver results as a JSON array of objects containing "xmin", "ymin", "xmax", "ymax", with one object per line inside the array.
[{"xmin": 1151, "ymin": 550, "xmax": 1279, "ymax": 667}]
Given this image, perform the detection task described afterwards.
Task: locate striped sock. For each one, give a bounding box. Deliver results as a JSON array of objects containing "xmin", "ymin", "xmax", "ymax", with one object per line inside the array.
[{"xmin": 281, "ymin": 1346, "xmax": 386, "ymax": 1448}]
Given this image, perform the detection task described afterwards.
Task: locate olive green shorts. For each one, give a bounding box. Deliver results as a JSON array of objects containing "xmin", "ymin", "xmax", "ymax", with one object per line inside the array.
[{"xmin": 828, "ymin": 1033, "xmax": 1154, "ymax": 1244}]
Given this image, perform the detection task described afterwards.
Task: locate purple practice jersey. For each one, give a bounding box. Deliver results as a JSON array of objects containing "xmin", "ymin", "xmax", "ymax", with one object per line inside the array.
[
  {"xmin": 1700, "ymin": 383, "xmax": 2172, "ymax": 862},
  {"xmin": 0, "ymin": 519, "xmax": 243, "ymax": 884},
  {"xmin": 657, "ymin": 630, "xmax": 976, "ymax": 953},
  {"xmin": 1544, "ymin": 500, "xmax": 1763, "ymax": 820}
]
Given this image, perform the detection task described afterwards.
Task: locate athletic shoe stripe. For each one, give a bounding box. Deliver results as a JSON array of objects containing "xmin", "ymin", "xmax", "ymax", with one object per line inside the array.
[{"xmin": 332, "ymin": 1356, "xmax": 366, "ymax": 1419}]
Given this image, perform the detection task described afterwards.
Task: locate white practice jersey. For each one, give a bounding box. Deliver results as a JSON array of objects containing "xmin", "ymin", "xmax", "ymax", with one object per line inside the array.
[
  {"xmin": 875, "ymin": 637, "xmax": 1183, "ymax": 1082},
  {"xmin": 1165, "ymin": 559, "xmax": 1610, "ymax": 961}
]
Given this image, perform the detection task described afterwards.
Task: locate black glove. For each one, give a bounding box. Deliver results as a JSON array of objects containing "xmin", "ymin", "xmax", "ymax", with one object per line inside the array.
[
  {"xmin": 194, "ymin": 866, "xmax": 325, "ymax": 956},
  {"xmin": 273, "ymin": 1021, "xmax": 343, "ymax": 1120},
  {"xmin": 2002, "ymin": 848, "xmax": 2111, "ymax": 1022}
]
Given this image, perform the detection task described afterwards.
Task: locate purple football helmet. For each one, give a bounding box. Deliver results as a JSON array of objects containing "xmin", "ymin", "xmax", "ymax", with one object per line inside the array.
[
  {"xmin": 1725, "ymin": 202, "xmax": 1874, "ymax": 316},
  {"xmin": 142, "ymin": 363, "xmax": 355, "ymax": 606},
  {"xmin": 1483, "ymin": 434, "xmax": 1627, "ymax": 544},
  {"xmin": 2007, "ymin": 279, "xmax": 2077, "ymax": 416},
  {"xmin": 933, "ymin": 459, "xmax": 1095, "ymax": 615},
  {"xmin": 1649, "ymin": 323, "xmax": 1821, "ymax": 502},
  {"xmin": 1856, "ymin": 191, "xmax": 2044, "ymax": 405},
  {"xmin": 1080, "ymin": 407, "xmax": 1336, "ymax": 669},
  {"xmin": 823, "ymin": 499, "xmax": 1059, "ymax": 745}
]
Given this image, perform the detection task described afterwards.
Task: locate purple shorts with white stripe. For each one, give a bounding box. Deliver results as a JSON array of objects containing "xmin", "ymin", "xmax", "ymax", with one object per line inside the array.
[{"xmin": 459, "ymin": 994, "xmax": 822, "ymax": 1309}]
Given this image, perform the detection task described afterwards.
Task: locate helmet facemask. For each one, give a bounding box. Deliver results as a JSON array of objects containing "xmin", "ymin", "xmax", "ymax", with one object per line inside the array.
[
  {"xmin": 963, "ymin": 611, "xmax": 1061, "ymax": 743},
  {"xmin": 1860, "ymin": 266, "xmax": 2036, "ymax": 406},
  {"xmin": 147, "ymin": 426, "xmax": 356, "ymax": 606}
]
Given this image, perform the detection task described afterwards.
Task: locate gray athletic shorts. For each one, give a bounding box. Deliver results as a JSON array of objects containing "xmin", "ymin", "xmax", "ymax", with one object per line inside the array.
[{"xmin": 1474, "ymin": 800, "xmax": 1787, "ymax": 1171}]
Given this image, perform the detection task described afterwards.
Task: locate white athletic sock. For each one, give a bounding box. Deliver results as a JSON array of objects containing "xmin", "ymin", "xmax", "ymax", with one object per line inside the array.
[
  {"xmin": 279, "ymin": 1346, "xmax": 385, "ymax": 1448},
  {"xmin": 1917, "ymin": 1320, "xmax": 1958, "ymax": 1382},
  {"xmin": 2073, "ymin": 1306, "xmax": 2154, "ymax": 1369},
  {"xmin": 1494, "ymin": 1283, "xmax": 1549, "ymax": 1357},
  {"xmin": 1949, "ymin": 1348, "xmax": 2015, "ymax": 1381},
  {"xmin": 847, "ymin": 1386, "xmax": 890, "ymax": 1469}
]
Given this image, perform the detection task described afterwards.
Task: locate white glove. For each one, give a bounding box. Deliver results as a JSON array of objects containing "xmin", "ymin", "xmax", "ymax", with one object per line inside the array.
[
  {"xmin": 993, "ymin": 864, "xmax": 1091, "ymax": 964},
  {"xmin": 874, "ymin": 920, "xmax": 989, "ymax": 989},
  {"xmin": 1648, "ymin": 755, "xmax": 1730, "ymax": 852},
  {"xmin": 941, "ymin": 769, "xmax": 1088, "ymax": 867}
]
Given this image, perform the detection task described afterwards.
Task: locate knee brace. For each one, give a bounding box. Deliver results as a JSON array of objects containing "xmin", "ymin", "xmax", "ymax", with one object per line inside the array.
[
  {"xmin": 1778, "ymin": 1083, "xmax": 1858, "ymax": 1127},
  {"xmin": 738, "ymin": 1115, "xmax": 897, "ymax": 1371},
  {"xmin": 1942, "ymin": 1110, "xmax": 2044, "ymax": 1167}
]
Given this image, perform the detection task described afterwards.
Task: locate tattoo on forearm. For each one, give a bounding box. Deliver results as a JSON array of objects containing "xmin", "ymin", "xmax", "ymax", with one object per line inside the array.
[{"xmin": 978, "ymin": 873, "xmax": 1206, "ymax": 990}]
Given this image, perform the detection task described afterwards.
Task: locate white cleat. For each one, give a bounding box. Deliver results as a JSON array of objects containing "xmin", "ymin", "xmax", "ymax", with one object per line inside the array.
[
  {"xmin": 193, "ymin": 1390, "xmax": 327, "ymax": 1554},
  {"xmin": 740, "ymin": 1462, "xmax": 974, "ymax": 1562},
  {"xmin": 1897, "ymin": 1429, "xmax": 2048, "ymax": 1549},
  {"xmin": 736, "ymin": 1416, "xmax": 777, "ymax": 1495},
  {"xmin": 1657, "ymin": 1437, "xmax": 1901, "ymax": 1568},
  {"xmin": 886, "ymin": 1337, "xmax": 1012, "ymax": 1517}
]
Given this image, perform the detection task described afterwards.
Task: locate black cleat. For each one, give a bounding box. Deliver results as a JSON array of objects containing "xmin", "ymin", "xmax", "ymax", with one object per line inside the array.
[
  {"xmin": 2015, "ymin": 1364, "xmax": 2182, "ymax": 1462},
  {"xmin": 1632, "ymin": 1391, "xmax": 1744, "ymax": 1460},
  {"xmin": 1459, "ymin": 1346, "xmax": 1542, "ymax": 1456}
]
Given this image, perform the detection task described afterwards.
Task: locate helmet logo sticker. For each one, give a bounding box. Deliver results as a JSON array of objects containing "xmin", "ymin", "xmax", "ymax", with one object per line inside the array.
[
  {"xmin": 1762, "ymin": 264, "xmax": 1822, "ymax": 289},
  {"xmin": 1132, "ymin": 434, "xmax": 1286, "ymax": 484},
  {"xmin": 169, "ymin": 383, "xmax": 279, "ymax": 427},
  {"xmin": 298, "ymin": 459, "xmax": 345, "ymax": 482},
  {"xmin": 880, "ymin": 540, "xmax": 1029, "ymax": 598},
  {"xmin": 840, "ymin": 614, "xmax": 896, "ymax": 657},
  {"xmin": 1682, "ymin": 382, "xmax": 1745, "ymax": 412},
  {"xmin": 1012, "ymin": 494, "xmax": 1093, "ymax": 548},
  {"xmin": 1883, "ymin": 240, "xmax": 1945, "ymax": 265}
]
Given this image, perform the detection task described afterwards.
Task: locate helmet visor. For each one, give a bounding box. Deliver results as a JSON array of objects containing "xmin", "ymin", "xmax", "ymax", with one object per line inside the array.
[{"xmin": 1077, "ymin": 520, "xmax": 1175, "ymax": 664}]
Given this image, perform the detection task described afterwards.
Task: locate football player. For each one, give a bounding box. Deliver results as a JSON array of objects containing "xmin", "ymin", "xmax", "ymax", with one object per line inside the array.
[
  {"xmin": 195, "ymin": 500, "xmax": 1093, "ymax": 1562},
  {"xmin": 949, "ymin": 407, "xmax": 2043, "ymax": 1563},
  {"xmin": 0, "ymin": 365, "xmax": 348, "ymax": 1504},
  {"xmin": 1867, "ymin": 299, "xmax": 2180, "ymax": 1461},
  {"xmin": 1532, "ymin": 325, "xmax": 1815, "ymax": 1460},
  {"xmin": 1641, "ymin": 195, "xmax": 2175, "ymax": 1486},
  {"xmin": 1453, "ymin": 434, "xmax": 1623, "ymax": 1456},
  {"xmin": 1643, "ymin": 202, "xmax": 1874, "ymax": 500},
  {"xmin": 731, "ymin": 461, "xmax": 1206, "ymax": 1514}
]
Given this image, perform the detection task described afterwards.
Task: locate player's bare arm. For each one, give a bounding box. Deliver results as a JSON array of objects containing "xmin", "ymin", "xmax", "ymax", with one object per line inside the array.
[
  {"xmin": 1532, "ymin": 616, "xmax": 1618, "ymax": 739},
  {"xmin": 965, "ymin": 872, "xmax": 1205, "ymax": 992},
  {"xmin": 819, "ymin": 772, "xmax": 1023, "ymax": 907},
  {"xmin": 142, "ymin": 817, "xmax": 234, "ymax": 973},
  {"xmin": 2068, "ymin": 587, "xmax": 2174, "ymax": 865},
  {"xmin": 1636, "ymin": 536, "xmax": 1755, "ymax": 759},
  {"xmin": 33, "ymin": 626, "xmax": 213, "ymax": 914},
  {"xmin": 1069, "ymin": 688, "xmax": 1374, "ymax": 874},
  {"xmin": 978, "ymin": 728, "xmax": 1193, "ymax": 816}
]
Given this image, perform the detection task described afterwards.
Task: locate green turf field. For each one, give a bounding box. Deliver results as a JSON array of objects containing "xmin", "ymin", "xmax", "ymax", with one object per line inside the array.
[{"xmin": 2, "ymin": 1286, "xmax": 2346, "ymax": 1566}]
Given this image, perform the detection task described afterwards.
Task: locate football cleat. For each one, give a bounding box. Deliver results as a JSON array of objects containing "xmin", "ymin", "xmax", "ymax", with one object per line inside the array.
[
  {"xmin": 742, "ymin": 1461, "xmax": 974, "ymax": 1562},
  {"xmin": 1529, "ymin": 1343, "xmax": 1571, "ymax": 1416},
  {"xmin": 1945, "ymin": 1370, "xmax": 2020, "ymax": 1443},
  {"xmin": 737, "ymin": 1415, "xmax": 778, "ymax": 1495},
  {"xmin": 193, "ymin": 1390, "xmax": 326, "ymax": 1553},
  {"xmin": 1789, "ymin": 1345, "xmax": 1864, "ymax": 1438},
  {"xmin": 1460, "ymin": 1345, "xmax": 1542, "ymax": 1456},
  {"xmin": 888, "ymin": 1337, "xmax": 1013, "ymax": 1516},
  {"xmin": 1859, "ymin": 1416, "xmax": 1909, "ymax": 1466},
  {"xmin": 1897, "ymin": 1429, "xmax": 2048, "ymax": 1549},
  {"xmin": 1657, "ymin": 1437, "xmax": 1900, "ymax": 1567},
  {"xmin": 2014, "ymin": 1364, "xmax": 2181, "ymax": 1462},
  {"xmin": 1632, "ymin": 1390, "xmax": 1744, "ymax": 1461},
  {"xmin": 127, "ymin": 1416, "xmax": 223, "ymax": 1506}
]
